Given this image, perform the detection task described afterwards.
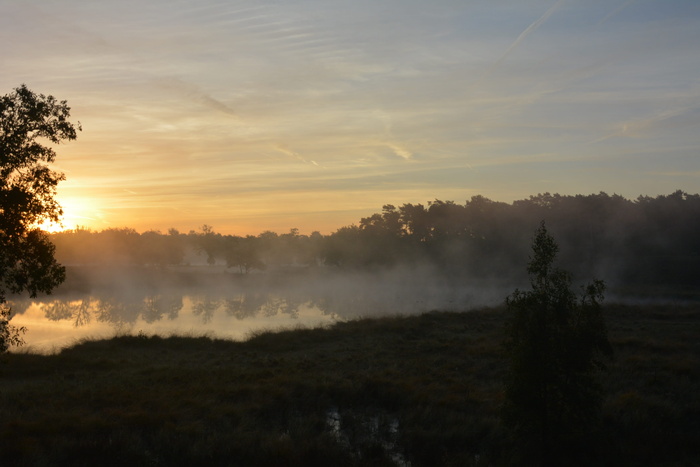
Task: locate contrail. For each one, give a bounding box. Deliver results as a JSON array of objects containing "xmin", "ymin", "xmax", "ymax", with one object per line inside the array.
[
  {"xmin": 274, "ymin": 144, "xmax": 321, "ymax": 167},
  {"xmin": 493, "ymin": 0, "xmax": 565, "ymax": 69},
  {"xmin": 474, "ymin": 0, "xmax": 564, "ymax": 86},
  {"xmin": 155, "ymin": 77, "xmax": 239, "ymax": 118},
  {"xmin": 597, "ymin": 0, "xmax": 638, "ymax": 27}
]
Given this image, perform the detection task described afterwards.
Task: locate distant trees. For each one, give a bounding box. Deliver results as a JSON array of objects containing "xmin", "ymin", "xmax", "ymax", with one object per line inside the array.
[
  {"xmin": 323, "ymin": 225, "xmax": 364, "ymax": 267},
  {"xmin": 52, "ymin": 227, "xmax": 185, "ymax": 267},
  {"xmin": 196, "ymin": 224, "xmax": 221, "ymax": 265},
  {"xmin": 0, "ymin": 85, "xmax": 80, "ymax": 350},
  {"xmin": 502, "ymin": 222, "xmax": 612, "ymax": 466},
  {"xmin": 224, "ymin": 235, "xmax": 265, "ymax": 274},
  {"xmin": 47, "ymin": 190, "xmax": 700, "ymax": 292},
  {"xmin": 331, "ymin": 191, "xmax": 700, "ymax": 287}
]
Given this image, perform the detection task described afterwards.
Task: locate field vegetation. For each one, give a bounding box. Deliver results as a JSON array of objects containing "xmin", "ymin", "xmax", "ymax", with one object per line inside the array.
[
  {"xmin": 1, "ymin": 302, "xmax": 698, "ymax": 466},
  {"xmin": 2, "ymin": 86, "xmax": 699, "ymax": 466}
]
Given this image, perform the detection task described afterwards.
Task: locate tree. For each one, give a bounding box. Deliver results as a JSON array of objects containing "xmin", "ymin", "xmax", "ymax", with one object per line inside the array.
[
  {"xmin": 0, "ymin": 85, "xmax": 80, "ymax": 350},
  {"xmin": 224, "ymin": 236, "xmax": 266, "ymax": 274},
  {"xmin": 196, "ymin": 224, "xmax": 222, "ymax": 265},
  {"xmin": 502, "ymin": 222, "xmax": 612, "ymax": 466}
]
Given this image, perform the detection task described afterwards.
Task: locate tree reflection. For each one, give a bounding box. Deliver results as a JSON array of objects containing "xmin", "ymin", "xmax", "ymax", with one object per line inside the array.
[
  {"xmin": 43, "ymin": 300, "xmax": 78, "ymax": 321},
  {"xmin": 44, "ymin": 298, "xmax": 92, "ymax": 327},
  {"xmin": 10, "ymin": 272, "xmax": 459, "ymax": 343},
  {"xmin": 262, "ymin": 297, "xmax": 300, "ymax": 319},
  {"xmin": 93, "ymin": 296, "xmax": 142, "ymax": 327},
  {"xmin": 191, "ymin": 297, "xmax": 220, "ymax": 324},
  {"xmin": 143, "ymin": 295, "xmax": 183, "ymax": 323},
  {"xmin": 223, "ymin": 292, "xmax": 268, "ymax": 320},
  {"xmin": 29, "ymin": 293, "xmax": 185, "ymax": 330},
  {"xmin": 29, "ymin": 287, "xmax": 406, "ymax": 328},
  {"xmin": 163, "ymin": 296, "xmax": 183, "ymax": 320}
]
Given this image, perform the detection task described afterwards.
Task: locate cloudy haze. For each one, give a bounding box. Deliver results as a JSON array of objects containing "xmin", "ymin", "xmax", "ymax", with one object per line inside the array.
[{"xmin": 2, "ymin": 0, "xmax": 698, "ymax": 234}]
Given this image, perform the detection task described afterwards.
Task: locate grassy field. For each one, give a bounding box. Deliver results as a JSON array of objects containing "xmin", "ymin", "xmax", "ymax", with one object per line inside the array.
[{"xmin": 0, "ymin": 303, "xmax": 698, "ymax": 466}]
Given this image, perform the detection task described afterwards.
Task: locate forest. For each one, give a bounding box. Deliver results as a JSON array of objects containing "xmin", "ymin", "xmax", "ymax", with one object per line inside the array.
[{"xmin": 51, "ymin": 190, "xmax": 700, "ymax": 296}]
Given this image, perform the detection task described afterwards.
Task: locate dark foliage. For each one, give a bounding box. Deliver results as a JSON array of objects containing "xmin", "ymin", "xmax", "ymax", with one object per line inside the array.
[
  {"xmin": 50, "ymin": 191, "xmax": 700, "ymax": 298},
  {"xmin": 0, "ymin": 85, "xmax": 79, "ymax": 349},
  {"xmin": 502, "ymin": 222, "xmax": 613, "ymax": 466}
]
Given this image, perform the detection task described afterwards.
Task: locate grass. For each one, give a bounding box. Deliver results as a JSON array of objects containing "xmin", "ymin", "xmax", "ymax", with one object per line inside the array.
[{"xmin": 0, "ymin": 303, "xmax": 698, "ymax": 466}]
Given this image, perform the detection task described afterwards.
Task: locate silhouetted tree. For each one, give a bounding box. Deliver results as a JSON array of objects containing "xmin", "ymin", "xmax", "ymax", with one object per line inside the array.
[
  {"xmin": 301, "ymin": 231, "xmax": 325, "ymax": 266},
  {"xmin": 502, "ymin": 222, "xmax": 612, "ymax": 466},
  {"xmin": 224, "ymin": 235, "xmax": 265, "ymax": 274},
  {"xmin": 398, "ymin": 203, "xmax": 430, "ymax": 241},
  {"xmin": 197, "ymin": 224, "xmax": 223, "ymax": 265},
  {"xmin": 324, "ymin": 225, "xmax": 372, "ymax": 268},
  {"xmin": 0, "ymin": 85, "xmax": 80, "ymax": 350},
  {"xmin": 357, "ymin": 205, "xmax": 408, "ymax": 266},
  {"xmin": 140, "ymin": 230, "xmax": 185, "ymax": 266},
  {"xmin": 43, "ymin": 190, "xmax": 700, "ymax": 295}
]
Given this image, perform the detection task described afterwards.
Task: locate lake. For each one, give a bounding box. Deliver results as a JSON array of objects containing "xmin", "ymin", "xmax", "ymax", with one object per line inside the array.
[{"xmin": 9, "ymin": 266, "xmax": 508, "ymax": 353}]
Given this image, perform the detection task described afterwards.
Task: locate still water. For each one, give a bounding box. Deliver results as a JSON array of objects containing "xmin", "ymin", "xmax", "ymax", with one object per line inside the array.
[
  {"xmin": 10, "ymin": 294, "xmax": 335, "ymax": 353},
  {"xmin": 8, "ymin": 267, "xmax": 505, "ymax": 353}
]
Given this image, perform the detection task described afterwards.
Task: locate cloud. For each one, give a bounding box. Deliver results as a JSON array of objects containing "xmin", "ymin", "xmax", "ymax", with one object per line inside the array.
[
  {"xmin": 153, "ymin": 77, "xmax": 239, "ymax": 117},
  {"xmin": 3, "ymin": 0, "xmax": 698, "ymax": 234},
  {"xmin": 591, "ymin": 105, "xmax": 700, "ymax": 143},
  {"xmin": 274, "ymin": 144, "xmax": 321, "ymax": 167},
  {"xmin": 386, "ymin": 143, "xmax": 412, "ymax": 160}
]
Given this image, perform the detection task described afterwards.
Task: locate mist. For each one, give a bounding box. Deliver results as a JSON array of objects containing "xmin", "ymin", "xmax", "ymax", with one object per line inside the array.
[
  {"xmin": 9, "ymin": 190, "xmax": 700, "ymax": 352},
  {"xmin": 10, "ymin": 262, "xmax": 514, "ymax": 353}
]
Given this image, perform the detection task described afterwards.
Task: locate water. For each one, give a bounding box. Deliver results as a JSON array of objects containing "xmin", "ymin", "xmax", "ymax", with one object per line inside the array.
[
  {"xmin": 7, "ymin": 266, "xmax": 506, "ymax": 353},
  {"xmin": 10, "ymin": 293, "xmax": 335, "ymax": 353}
]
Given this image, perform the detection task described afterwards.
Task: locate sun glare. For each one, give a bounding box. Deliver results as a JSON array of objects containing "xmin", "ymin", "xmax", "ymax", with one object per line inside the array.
[
  {"xmin": 40, "ymin": 220, "xmax": 66, "ymax": 234},
  {"xmin": 39, "ymin": 196, "xmax": 100, "ymax": 233}
]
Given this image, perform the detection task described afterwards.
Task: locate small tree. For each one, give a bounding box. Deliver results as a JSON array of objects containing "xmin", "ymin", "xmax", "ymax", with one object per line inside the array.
[
  {"xmin": 502, "ymin": 222, "xmax": 612, "ymax": 466},
  {"xmin": 0, "ymin": 85, "xmax": 80, "ymax": 350}
]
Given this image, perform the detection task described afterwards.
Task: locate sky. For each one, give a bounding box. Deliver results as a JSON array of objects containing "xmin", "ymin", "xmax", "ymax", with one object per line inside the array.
[{"xmin": 1, "ymin": 0, "xmax": 699, "ymax": 235}]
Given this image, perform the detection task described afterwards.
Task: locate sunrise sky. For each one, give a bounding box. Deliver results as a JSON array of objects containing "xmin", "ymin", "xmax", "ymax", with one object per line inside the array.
[{"xmin": 2, "ymin": 0, "xmax": 699, "ymax": 234}]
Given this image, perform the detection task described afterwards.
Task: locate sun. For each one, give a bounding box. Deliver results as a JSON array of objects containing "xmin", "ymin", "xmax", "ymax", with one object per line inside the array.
[
  {"xmin": 38, "ymin": 196, "xmax": 100, "ymax": 233},
  {"xmin": 39, "ymin": 220, "xmax": 67, "ymax": 234}
]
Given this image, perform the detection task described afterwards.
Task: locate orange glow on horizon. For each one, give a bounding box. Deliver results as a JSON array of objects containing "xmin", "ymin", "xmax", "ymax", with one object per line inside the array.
[
  {"xmin": 50, "ymin": 196, "xmax": 102, "ymax": 232},
  {"xmin": 38, "ymin": 220, "xmax": 66, "ymax": 234}
]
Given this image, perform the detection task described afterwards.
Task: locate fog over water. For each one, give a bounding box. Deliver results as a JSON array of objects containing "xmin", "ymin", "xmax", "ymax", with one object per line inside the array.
[
  {"xmin": 10, "ymin": 191, "xmax": 699, "ymax": 353},
  {"xmin": 9, "ymin": 265, "xmax": 512, "ymax": 354}
]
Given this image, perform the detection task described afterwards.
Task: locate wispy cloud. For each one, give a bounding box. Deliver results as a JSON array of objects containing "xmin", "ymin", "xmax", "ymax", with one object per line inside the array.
[
  {"xmin": 274, "ymin": 145, "xmax": 320, "ymax": 167},
  {"xmin": 154, "ymin": 78, "xmax": 239, "ymax": 117},
  {"xmin": 597, "ymin": 0, "xmax": 638, "ymax": 27},
  {"xmin": 386, "ymin": 143, "xmax": 413, "ymax": 160},
  {"xmin": 3, "ymin": 0, "xmax": 698, "ymax": 233},
  {"xmin": 591, "ymin": 104, "xmax": 700, "ymax": 143}
]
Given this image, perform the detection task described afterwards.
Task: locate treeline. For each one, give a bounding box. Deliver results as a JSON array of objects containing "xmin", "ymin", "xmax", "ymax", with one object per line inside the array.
[
  {"xmin": 51, "ymin": 191, "xmax": 700, "ymax": 290},
  {"xmin": 51, "ymin": 226, "xmax": 325, "ymax": 273}
]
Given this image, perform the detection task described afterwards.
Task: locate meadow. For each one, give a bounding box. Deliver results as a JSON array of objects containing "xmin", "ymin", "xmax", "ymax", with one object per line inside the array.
[{"xmin": 1, "ymin": 302, "xmax": 698, "ymax": 466}]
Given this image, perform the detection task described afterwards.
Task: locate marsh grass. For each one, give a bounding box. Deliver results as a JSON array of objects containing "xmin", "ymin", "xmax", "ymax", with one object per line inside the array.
[{"xmin": 0, "ymin": 304, "xmax": 698, "ymax": 465}]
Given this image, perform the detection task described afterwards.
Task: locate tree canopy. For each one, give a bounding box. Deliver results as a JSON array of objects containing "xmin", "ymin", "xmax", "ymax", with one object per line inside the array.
[
  {"xmin": 48, "ymin": 190, "xmax": 700, "ymax": 297},
  {"xmin": 0, "ymin": 85, "xmax": 80, "ymax": 349}
]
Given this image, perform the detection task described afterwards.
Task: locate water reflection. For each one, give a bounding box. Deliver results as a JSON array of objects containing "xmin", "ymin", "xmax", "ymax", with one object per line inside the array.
[
  {"xmin": 144, "ymin": 295, "xmax": 183, "ymax": 323},
  {"xmin": 8, "ymin": 268, "xmax": 505, "ymax": 352},
  {"xmin": 11, "ymin": 291, "xmax": 317, "ymax": 330},
  {"xmin": 224, "ymin": 292, "xmax": 269, "ymax": 320}
]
